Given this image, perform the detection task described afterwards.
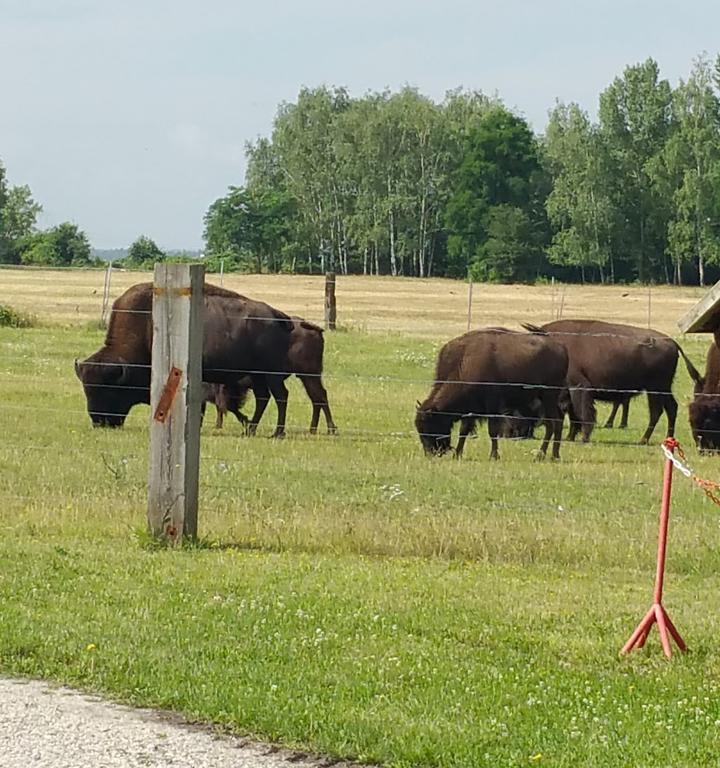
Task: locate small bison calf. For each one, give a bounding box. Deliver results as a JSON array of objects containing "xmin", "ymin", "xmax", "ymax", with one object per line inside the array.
[{"xmin": 201, "ymin": 382, "xmax": 249, "ymax": 430}]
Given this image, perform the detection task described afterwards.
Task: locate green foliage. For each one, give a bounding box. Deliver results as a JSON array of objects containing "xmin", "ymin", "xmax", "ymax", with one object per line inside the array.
[
  {"xmin": 0, "ymin": 303, "xmax": 34, "ymax": 327},
  {"xmin": 598, "ymin": 58, "xmax": 674, "ymax": 282},
  {"xmin": 204, "ymin": 185, "xmax": 295, "ymax": 273},
  {"xmin": 544, "ymin": 103, "xmax": 617, "ymax": 282},
  {"xmin": 120, "ymin": 235, "xmax": 166, "ymax": 269},
  {"xmin": 224, "ymin": 54, "xmax": 720, "ymax": 285},
  {"xmin": 0, "ymin": 164, "xmax": 43, "ymax": 265},
  {"xmin": 21, "ymin": 222, "xmax": 93, "ymax": 267},
  {"xmin": 445, "ymin": 108, "xmax": 548, "ymax": 281}
]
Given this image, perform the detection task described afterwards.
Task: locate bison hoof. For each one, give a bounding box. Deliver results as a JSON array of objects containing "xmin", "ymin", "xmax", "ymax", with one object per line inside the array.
[{"xmin": 271, "ymin": 430, "xmax": 286, "ymax": 439}]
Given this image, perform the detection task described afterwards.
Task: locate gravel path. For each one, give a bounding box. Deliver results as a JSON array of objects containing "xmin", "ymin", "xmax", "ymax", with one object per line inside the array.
[{"xmin": 0, "ymin": 678, "xmax": 343, "ymax": 768}]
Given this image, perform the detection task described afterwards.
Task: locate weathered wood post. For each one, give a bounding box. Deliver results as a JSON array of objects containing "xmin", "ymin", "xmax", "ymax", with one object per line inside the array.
[
  {"xmin": 466, "ymin": 279, "xmax": 474, "ymax": 331},
  {"xmin": 148, "ymin": 263, "xmax": 204, "ymax": 544},
  {"xmin": 324, "ymin": 271, "xmax": 337, "ymax": 330},
  {"xmin": 100, "ymin": 261, "xmax": 113, "ymax": 328}
]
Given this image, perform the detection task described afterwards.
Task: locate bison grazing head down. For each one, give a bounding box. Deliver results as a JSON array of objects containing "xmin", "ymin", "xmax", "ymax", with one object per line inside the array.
[
  {"xmin": 415, "ymin": 403, "xmax": 453, "ymax": 456},
  {"xmin": 75, "ymin": 355, "xmax": 150, "ymax": 428},
  {"xmin": 689, "ymin": 396, "xmax": 720, "ymax": 452}
]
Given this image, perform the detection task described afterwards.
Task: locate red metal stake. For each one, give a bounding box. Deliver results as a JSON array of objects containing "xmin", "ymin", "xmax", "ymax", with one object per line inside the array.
[{"xmin": 620, "ymin": 437, "xmax": 687, "ymax": 659}]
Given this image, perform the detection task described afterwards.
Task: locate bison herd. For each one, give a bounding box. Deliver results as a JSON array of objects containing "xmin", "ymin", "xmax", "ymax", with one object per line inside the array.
[{"xmin": 75, "ymin": 280, "xmax": 720, "ymax": 460}]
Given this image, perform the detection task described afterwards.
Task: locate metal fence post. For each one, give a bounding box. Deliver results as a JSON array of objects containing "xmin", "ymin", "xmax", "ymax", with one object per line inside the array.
[{"xmin": 147, "ymin": 263, "xmax": 204, "ymax": 544}]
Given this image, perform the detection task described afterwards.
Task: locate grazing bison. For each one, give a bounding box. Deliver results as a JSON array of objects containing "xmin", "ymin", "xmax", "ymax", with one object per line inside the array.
[
  {"xmin": 523, "ymin": 320, "xmax": 702, "ymax": 444},
  {"xmin": 201, "ymin": 382, "xmax": 249, "ymax": 430},
  {"xmin": 688, "ymin": 333, "xmax": 720, "ymax": 450},
  {"xmin": 202, "ymin": 318, "xmax": 337, "ymax": 435},
  {"xmin": 415, "ymin": 328, "xmax": 568, "ymax": 460},
  {"xmin": 75, "ymin": 282, "xmax": 293, "ymax": 434}
]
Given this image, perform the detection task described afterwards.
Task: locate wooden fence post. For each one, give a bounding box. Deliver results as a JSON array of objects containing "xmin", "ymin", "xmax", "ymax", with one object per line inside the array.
[
  {"xmin": 148, "ymin": 263, "xmax": 204, "ymax": 544},
  {"xmin": 324, "ymin": 271, "xmax": 337, "ymax": 330},
  {"xmin": 466, "ymin": 280, "xmax": 474, "ymax": 331},
  {"xmin": 100, "ymin": 261, "xmax": 113, "ymax": 328}
]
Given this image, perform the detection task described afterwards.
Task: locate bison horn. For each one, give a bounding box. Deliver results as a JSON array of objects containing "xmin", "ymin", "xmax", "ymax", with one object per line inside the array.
[
  {"xmin": 74, "ymin": 358, "xmax": 82, "ymax": 379},
  {"xmin": 416, "ymin": 400, "xmax": 422, "ymax": 409}
]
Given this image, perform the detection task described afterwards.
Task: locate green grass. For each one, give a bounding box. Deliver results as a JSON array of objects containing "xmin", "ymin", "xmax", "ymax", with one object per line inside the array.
[{"xmin": 2, "ymin": 321, "xmax": 720, "ymax": 766}]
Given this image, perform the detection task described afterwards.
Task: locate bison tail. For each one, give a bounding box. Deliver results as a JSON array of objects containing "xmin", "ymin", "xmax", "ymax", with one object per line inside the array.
[
  {"xmin": 521, "ymin": 323, "xmax": 547, "ymax": 335},
  {"xmin": 676, "ymin": 343, "xmax": 703, "ymax": 389}
]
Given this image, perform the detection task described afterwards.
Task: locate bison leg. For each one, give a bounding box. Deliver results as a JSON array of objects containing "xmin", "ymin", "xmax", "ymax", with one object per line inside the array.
[
  {"xmin": 266, "ymin": 374, "xmax": 289, "ymax": 438},
  {"xmin": 200, "ymin": 401, "xmax": 207, "ymax": 429},
  {"xmin": 663, "ymin": 394, "xmax": 678, "ymax": 438},
  {"xmin": 604, "ymin": 401, "xmax": 621, "ymax": 429},
  {"xmin": 641, "ymin": 393, "xmax": 677, "ymax": 444},
  {"xmin": 229, "ymin": 407, "xmax": 249, "ymax": 428},
  {"xmin": 569, "ymin": 383, "xmax": 595, "ymax": 442},
  {"xmin": 215, "ymin": 402, "xmax": 225, "ymax": 429},
  {"xmin": 225, "ymin": 381, "xmax": 250, "ymax": 428},
  {"xmin": 567, "ymin": 387, "xmax": 586, "ymax": 441},
  {"xmin": 299, "ymin": 374, "xmax": 336, "ymax": 435},
  {"xmin": 247, "ymin": 377, "xmax": 271, "ymax": 436},
  {"xmin": 455, "ymin": 417, "xmax": 475, "ymax": 459},
  {"xmin": 538, "ymin": 394, "xmax": 563, "ymax": 461},
  {"xmin": 488, "ymin": 416, "xmax": 501, "ymax": 460},
  {"xmin": 619, "ymin": 399, "xmax": 630, "ymax": 429}
]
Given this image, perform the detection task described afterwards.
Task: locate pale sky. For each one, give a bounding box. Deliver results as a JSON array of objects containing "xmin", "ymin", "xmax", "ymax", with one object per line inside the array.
[{"xmin": 1, "ymin": 0, "xmax": 717, "ymax": 249}]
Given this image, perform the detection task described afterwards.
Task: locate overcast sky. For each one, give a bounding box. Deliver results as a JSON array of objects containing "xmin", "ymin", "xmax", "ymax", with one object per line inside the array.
[{"xmin": 1, "ymin": 0, "xmax": 717, "ymax": 250}]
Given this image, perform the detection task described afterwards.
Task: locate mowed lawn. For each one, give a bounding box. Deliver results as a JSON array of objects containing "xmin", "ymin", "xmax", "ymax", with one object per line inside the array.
[{"xmin": 2, "ymin": 268, "xmax": 720, "ymax": 766}]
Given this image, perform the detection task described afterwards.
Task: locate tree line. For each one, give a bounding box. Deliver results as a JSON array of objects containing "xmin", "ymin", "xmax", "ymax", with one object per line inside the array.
[{"xmin": 205, "ymin": 54, "xmax": 720, "ymax": 285}]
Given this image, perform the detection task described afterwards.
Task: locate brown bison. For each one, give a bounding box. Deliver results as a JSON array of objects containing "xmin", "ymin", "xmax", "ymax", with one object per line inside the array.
[
  {"xmin": 415, "ymin": 328, "xmax": 569, "ymax": 460},
  {"xmin": 75, "ymin": 282, "xmax": 293, "ymax": 434},
  {"xmin": 688, "ymin": 332, "xmax": 720, "ymax": 450},
  {"xmin": 201, "ymin": 318, "xmax": 337, "ymax": 435},
  {"xmin": 523, "ymin": 320, "xmax": 702, "ymax": 444}
]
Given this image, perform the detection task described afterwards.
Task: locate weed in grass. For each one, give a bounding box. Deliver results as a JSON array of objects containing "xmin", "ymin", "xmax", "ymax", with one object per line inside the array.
[{"xmin": 0, "ymin": 303, "xmax": 35, "ymax": 328}]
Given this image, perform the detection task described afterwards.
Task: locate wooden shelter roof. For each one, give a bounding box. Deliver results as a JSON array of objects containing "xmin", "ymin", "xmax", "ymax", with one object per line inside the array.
[{"xmin": 678, "ymin": 280, "xmax": 720, "ymax": 333}]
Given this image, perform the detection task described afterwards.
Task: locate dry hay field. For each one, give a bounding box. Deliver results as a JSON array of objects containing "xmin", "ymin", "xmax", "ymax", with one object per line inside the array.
[
  {"xmin": 2, "ymin": 266, "xmax": 720, "ymax": 767},
  {"xmin": 1, "ymin": 264, "xmax": 707, "ymax": 335}
]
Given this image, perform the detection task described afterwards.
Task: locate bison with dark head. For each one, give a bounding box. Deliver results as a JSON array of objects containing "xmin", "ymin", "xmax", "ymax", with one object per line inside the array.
[
  {"xmin": 688, "ymin": 334, "xmax": 720, "ymax": 451},
  {"xmin": 522, "ymin": 319, "xmax": 702, "ymax": 444},
  {"xmin": 415, "ymin": 328, "xmax": 569, "ymax": 460},
  {"xmin": 75, "ymin": 282, "xmax": 293, "ymax": 433}
]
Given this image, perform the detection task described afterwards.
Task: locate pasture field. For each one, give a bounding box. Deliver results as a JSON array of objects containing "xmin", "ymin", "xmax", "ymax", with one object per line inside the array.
[{"xmin": 3, "ymin": 267, "xmax": 720, "ymax": 766}]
